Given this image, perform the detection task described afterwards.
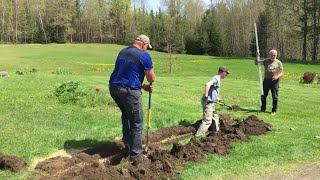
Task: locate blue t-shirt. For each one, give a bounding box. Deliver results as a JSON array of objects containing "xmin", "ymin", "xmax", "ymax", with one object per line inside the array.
[
  {"xmin": 207, "ymin": 75, "xmax": 221, "ymax": 102},
  {"xmin": 109, "ymin": 46, "xmax": 153, "ymax": 89}
]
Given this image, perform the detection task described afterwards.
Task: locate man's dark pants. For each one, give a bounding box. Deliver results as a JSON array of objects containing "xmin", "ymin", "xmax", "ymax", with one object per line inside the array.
[
  {"xmin": 109, "ymin": 85, "xmax": 143, "ymax": 158},
  {"xmin": 261, "ymin": 78, "xmax": 279, "ymax": 113}
]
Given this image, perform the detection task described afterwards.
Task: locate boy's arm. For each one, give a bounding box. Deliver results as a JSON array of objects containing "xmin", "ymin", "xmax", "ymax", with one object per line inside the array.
[{"xmin": 204, "ymin": 80, "xmax": 215, "ymax": 97}]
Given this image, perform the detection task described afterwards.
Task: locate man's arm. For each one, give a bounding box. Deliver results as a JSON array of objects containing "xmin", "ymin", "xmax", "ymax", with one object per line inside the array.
[
  {"xmin": 145, "ymin": 68, "xmax": 156, "ymax": 83},
  {"xmin": 272, "ymin": 61, "xmax": 284, "ymax": 80},
  {"xmin": 255, "ymin": 51, "xmax": 263, "ymax": 65},
  {"xmin": 140, "ymin": 52, "xmax": 155, "ymax": 83},
  {"xmin": 273, "ymin": 70, "xmax": 284, "ymax": 80},
  {"xmin": 142, "ymin": 69, "xmax": 156, "ymax": 92}
]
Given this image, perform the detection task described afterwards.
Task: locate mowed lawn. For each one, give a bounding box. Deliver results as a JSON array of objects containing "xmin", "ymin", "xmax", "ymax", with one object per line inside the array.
[{"xmin": 0, "ymin": 44, "xmax": 320, "ymax": 179}]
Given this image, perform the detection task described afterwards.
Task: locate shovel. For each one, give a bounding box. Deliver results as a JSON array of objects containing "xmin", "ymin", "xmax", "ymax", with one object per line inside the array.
[
  {"xmin": 145, "ymin": 83, "xmax": 152, "ymax": 153},
  {"xmin": 216, "ymin": 101, "xmax": 234, "ymax": 110}
]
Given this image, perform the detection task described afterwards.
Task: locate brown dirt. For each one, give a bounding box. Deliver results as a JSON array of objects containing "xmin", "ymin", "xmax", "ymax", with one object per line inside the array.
[
  {"xmin": 230, "ymin": 105, "xmax": 241, "ymax": 111},
  {"xmin": 31, "ymin": 114, "xmax": 272, "ymax": 180},
  {"xmin": 0, "ymin": 153, "xmax": 27, "ymax": 172},
  {"xmin": 236, "ymin": 115, "xmax": 272, "ymax": 135},
  {"xmin": 301, "ymin": 72, "xmax": 317, "ymax": 84}
]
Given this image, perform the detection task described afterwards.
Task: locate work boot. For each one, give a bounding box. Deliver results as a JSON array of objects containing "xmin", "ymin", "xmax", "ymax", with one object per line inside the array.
[{"xmin": 129, "ymin": 154, "xmax": 147, "ymax": 162}]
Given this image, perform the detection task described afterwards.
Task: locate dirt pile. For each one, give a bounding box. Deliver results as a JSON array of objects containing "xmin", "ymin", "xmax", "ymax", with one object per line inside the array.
[
  {"xmin": 0, "ymin": 153, "xmax": 27, "ymax": 172},
  {"xmin": 236, "ymin": 115, "xmax": 272, "ymax": 135},
  {"xmin": 230, "ymin": 105, "xmax": 241, "ymax": 111},
  {"xmin": 302, "ymin": 72, "xmax": 317, "ymax": 84},
  {"xmin": 33, "ymin": 115, "xmax": 271, "ymax": 179}
]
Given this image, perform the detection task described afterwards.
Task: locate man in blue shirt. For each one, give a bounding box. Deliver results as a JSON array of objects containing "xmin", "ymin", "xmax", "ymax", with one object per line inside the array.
[
  {"xmin": 195, "ymin": 66, "xmax": 229, "ymax": 136},
  {"xmin": 109, "ymin": 35, "xmax": 156, "ymax": 161}
]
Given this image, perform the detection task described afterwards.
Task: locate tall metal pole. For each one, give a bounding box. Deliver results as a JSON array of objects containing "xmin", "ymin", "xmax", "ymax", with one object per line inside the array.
[{"xmin": 254, "ymin": 23, "xmax": 264, "ymax": 96}]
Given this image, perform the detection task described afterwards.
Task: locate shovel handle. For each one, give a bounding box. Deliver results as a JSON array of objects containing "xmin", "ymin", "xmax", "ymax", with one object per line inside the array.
[
  {"xmin": 146, "ymin": 83, "xmax": 152, "ymax": 153},
  {"xmin": 147, "ymin": 83, "xmax": 152, "ymax": 127}
]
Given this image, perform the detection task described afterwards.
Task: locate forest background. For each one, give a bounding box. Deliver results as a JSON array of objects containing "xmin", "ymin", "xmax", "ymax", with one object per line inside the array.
[{"xmin": 1, "ymin": 0, "xmax": 320, "ymax": 61}]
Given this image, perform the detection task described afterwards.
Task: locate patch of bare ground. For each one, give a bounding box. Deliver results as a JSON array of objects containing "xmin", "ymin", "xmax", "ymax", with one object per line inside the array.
[
  {"xmin": 32, "ymin": 114, "xmax": 272, "ymax": 180},
  {"xmin": 261, "ymin": 162, "xmax": 320, "ymax": 180},
  {"xmin": 0, "ymin": 153, "xmax": 27, "ymax": 172}
]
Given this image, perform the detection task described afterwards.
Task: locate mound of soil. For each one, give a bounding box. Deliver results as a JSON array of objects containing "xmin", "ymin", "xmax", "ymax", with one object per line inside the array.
[
  {"xmin": 34, "ymin": 115, "xmax": 272, "ymax": 180},
  {"xmin": 230, "ymin": 105, "xmax": 241, "ymax": 111},
  {"xmin": 0, "ymin": 153, "xmax": 27, "ymax": 172},
  {"xmin": 236, "ymin": 115, "xmax": 272, "ymax": 135},
  {"xmin": 302, "ymin": 72, "xmax": 317, "ymax": 84}
]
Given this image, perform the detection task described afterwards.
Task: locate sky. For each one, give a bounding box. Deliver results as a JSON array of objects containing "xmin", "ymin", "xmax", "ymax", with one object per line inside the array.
[{"xmin": 138, "ymin": 0, "xmax": 218, "ymax": 11}]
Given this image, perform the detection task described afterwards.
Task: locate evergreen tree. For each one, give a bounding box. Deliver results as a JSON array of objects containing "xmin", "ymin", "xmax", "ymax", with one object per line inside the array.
[
  {"xmin": 250, "ymin": 9, "xmax": 271, "ymax": 58},
  {"xmin": 199, "ymin": 8, "xmax": 223, "ymax": 56}
]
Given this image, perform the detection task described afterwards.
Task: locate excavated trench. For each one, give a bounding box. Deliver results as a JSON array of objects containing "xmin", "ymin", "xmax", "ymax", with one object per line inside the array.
[
  {"xmin": 0, "ymin": 114, "xmax": 272, "ymax": 179},
  {"xmin": 30, "ymin": 114, "xmax": 272, "ymax": 180}
]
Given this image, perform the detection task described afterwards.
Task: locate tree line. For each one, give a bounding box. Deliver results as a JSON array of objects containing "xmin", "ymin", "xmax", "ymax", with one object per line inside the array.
[{"xmin": 0, "ymin": 0, "xmax": 319, "ymax": 61}]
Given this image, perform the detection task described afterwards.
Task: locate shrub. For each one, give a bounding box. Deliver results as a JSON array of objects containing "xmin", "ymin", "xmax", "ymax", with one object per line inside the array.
[
  {"xmin": 16, "ymin": 68, "xmax": 38, "ymax": 75},
  {"xmin": 53, "ymin": 81, "xmax": 114, "ymax": 107},
  {"xmin": 51, "ymin": 68, "xmax": 73, "ymax": 75},
  {"xmin": 54, "ymin": 81, "xmax": 88, "ymax": 104}
]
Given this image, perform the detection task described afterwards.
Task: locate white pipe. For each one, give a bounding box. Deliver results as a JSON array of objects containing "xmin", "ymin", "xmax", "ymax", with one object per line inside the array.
[{"xmin": 254, "ymin": 23, "xmax": 264, "ymax": 96}]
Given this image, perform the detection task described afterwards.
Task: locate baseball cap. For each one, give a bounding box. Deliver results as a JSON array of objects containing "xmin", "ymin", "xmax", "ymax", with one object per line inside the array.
[
  {"xmin": 218, "ymin": 66, "xmax": 230, "ymax": 74},
  {"xmin": 135, "ymin": 34, "xmax": 152, "ymax": 48}
]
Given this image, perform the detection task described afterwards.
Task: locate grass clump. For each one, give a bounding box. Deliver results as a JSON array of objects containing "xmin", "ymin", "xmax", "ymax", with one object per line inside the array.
[
  {"xmin": 51, "ymin": 68, "xmax": 73, "ymax": 75},
  {"xmin": 15, "ymin": 68, "xmax": 38, "ymax": 75},
  {"xmin": 54, "ymin": 81, "xmax": 87, "ymax": 104},
  {"xmin": 53, "ymin": 80, "xmax": 113, "ymax": 107}
]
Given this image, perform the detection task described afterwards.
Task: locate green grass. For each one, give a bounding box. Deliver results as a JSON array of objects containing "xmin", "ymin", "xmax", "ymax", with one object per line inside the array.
[{"xmin": 0, "ymin": 44, "xmax": 320, "ymax": 179}]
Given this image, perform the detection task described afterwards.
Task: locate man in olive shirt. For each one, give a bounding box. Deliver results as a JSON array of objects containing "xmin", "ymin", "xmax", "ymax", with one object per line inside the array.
[{"xmin": 256, "ymin": 49, "xmax": 284, "ymax": 115}]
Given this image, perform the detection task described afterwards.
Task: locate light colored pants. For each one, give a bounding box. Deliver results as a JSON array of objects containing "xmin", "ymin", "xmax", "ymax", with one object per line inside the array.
[{"xmin": 196, "ymin": 97, "xmax": 219, "ymax": 134}]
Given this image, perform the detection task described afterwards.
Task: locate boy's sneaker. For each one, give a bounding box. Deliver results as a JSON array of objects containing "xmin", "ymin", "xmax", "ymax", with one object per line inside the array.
[
  {"xmin": 271, "ymin": 112, "xmax": 276, "ymax": 116},
  {"xmin": 194, "ymin": 131, "xmax": 208, "ymax": 138}
]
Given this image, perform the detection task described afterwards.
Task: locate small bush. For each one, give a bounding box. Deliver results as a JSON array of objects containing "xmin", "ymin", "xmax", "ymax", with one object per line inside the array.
[
  {"xmin": 301, "ymin": 72, "xmax": 317, "ymax": 84},
  {"xmin": 53, "ymin": 81, "xmax": 114, "ymax": 107},
  {"xmin": 51, "ymin": 68, "xmax": 73, "ymax": 75},
  {"xmin": 15, "ymin": 68, "xmax": 38, "ymax": 75},
  {"xmin": 54, "ymin": 81, "xmax": 87, "ymax": 104}
]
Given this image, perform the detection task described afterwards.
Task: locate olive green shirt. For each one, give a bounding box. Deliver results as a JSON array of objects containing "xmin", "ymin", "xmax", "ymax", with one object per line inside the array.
[{"xmin": 257, "ymin": 58, "xmax": 284, "ymax": 79}]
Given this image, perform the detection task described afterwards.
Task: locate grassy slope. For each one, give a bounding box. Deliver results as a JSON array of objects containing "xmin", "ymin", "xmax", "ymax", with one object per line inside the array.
[{"xmin": 0, "ymin": 44, "xmax": 319, "ymax": 179}]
